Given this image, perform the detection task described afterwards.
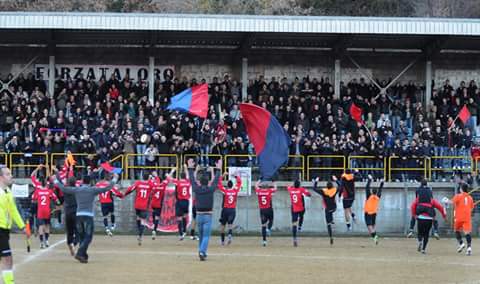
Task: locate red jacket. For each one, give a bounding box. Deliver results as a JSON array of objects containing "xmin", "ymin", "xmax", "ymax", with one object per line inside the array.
[{"xmin": 410, "ymin": 197, "xmax": 446, "ymax": 219}]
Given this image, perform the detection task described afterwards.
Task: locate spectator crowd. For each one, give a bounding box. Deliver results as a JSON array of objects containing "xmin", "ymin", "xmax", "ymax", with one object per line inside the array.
[{"xmin": 0, "ymin": 71, "xmax": 477, "ymax": 182}]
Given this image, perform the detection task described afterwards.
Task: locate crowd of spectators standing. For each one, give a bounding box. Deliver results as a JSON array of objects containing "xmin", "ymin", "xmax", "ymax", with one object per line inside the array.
[{"xmin": 0, "ymin": 71, "xmax": 477, "ymax": 181}]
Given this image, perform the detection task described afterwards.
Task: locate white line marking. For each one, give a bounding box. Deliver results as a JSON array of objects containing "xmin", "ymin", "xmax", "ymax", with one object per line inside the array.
[{"xmin": 15, "ymin": 239, "xmax": 66, "ymax": 270}]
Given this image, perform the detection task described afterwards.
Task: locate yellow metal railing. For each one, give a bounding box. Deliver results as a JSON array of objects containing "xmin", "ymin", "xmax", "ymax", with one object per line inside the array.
[
  {"xmin": 9, "ymin": 152, "xmax": 49, "ymax": 174},
  {"xmin": 474, "ymin": 157, "xmax": 480, "ymax": 177},
  {"xmin": 388, "ymin": 156, "xmax": 429, "ymax": 182},
  {"xmin": 429, "ymin": 156, "xmax": 473, "ymax": 180},
  {"xmin": 4, "ymin": 152, "xmax": 477, "ymax": 181},
  {"xmin": 124, "ymin": 154, "xmax": 179, "ymax": 179},
  {"xmin": 348, "ymin": 156, "xmax": 387, "ymax": 181},
  {"xmin": 306, "ymin": 155, "xmax": 346, "ymax": 181}
]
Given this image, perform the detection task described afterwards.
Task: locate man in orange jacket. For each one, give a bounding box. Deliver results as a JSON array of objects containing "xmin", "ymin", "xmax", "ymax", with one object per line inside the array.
[
  {"xmin": 364, "ymin": 175, "xmax": 384, "ymax": 245},
  {"xmin": 447, "ymin": 182, "xmax": 474, "ymax": 256}
]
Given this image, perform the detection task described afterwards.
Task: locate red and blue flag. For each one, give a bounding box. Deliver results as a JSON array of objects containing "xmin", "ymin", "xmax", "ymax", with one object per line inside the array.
[
  {"xmin": 239, "ymin": 103, "xmax": 291, "ymax": 180},
  {"xmin": 166, "ymin": 84, "xmax": 209, "ymax": 118},
  {"xmin": 100, "ymin": 162, "xmax": 123, "ymax": 175}
]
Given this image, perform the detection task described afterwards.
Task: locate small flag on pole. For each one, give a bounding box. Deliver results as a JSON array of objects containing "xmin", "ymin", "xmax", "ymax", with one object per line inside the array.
[
  {"xmin": 349, "ymin": 103, "xmax": 364, "ymax": 124},
  {"xmin": 458, "ymin": 105, "xmax": 471, "ymax": 125}
]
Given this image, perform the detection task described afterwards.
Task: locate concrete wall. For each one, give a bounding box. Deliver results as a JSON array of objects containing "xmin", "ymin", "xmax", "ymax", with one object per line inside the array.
[
  {"xmin": 1, "ymin": 48, "xmax": 480, "ymax": 88},
  {"xmin": 87, "ymin": 181, "xmax": 457, "ymax": 235},
  {"xmin": 16, "ymin": 178, "xmax": 475, "ymax": 236}
]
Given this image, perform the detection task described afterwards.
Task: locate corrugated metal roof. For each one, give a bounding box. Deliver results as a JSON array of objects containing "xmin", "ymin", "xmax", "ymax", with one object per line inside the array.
[{"xmin": 0, "ymin": 12, "xmax": 480, "ymax": 36}]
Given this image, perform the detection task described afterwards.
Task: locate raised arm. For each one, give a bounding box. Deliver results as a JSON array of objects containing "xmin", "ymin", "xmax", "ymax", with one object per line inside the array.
[
  {"xmin": 311, "ymin": 177, "xmax": 323, "ymax": 196},
  {"xmin": 377, "ymin": 180, "xmax": 384, "ymax": 198},
  {"xmin": 31, "ymin": 165, "xmax": 43, "ymax": 187},
  {"xmin": 207, "ymin": 159, "xmax": 222, "ymax": 188},
  {"xmin": 366, "ymin": 175, "xmax": 372, "ymax": 200},
  {"xmin": 218, "ymin": 172, "xmax": 227, "ymax": 193},
  {"xmin": 234, "ymin": 175, "xmax": 242, "ymax": 191},
  {"xmin": 92, "ymin": 175, "xmax": 119, "ymax": 194}
]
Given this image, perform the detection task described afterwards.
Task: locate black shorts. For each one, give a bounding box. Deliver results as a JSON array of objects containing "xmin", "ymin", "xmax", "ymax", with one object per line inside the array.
[
  {"xmin": 152, "ymin": 208, "xmax": 162, "ymax": 217},
  {"xmin": 291, "ymin": 211, "xmax": 301, "ymax": 223},
  {"xmin": 260, "ymin": 208, "xmax": 274, "ymax": 225},
  {"xmin": 0, "ymin": 229, "xmax": 11, "ymax": 257},
  {"xmin": 192, "ymin": 206, "xmax": 197, "ymax": 220},
  {"xmin": 343, "ymin": 199, "xmax": 354, "ymax": 209},
  {"xmin": 365, "ymin": 213, "xmax": 377, "ymax": 226},
  {"xmin": 37, "ymin": 218, "xmax": 51, "ymax": 226},
  {"xmin": 101, "ymin": 203, "xmax": 114, "ymax": 216},
  {"xmin": 325, "ymin": 209, "xmax": 335, "ymax": 225},
  {"xmin": 175, "ymin": 200, "xmax": 189, "ymax": 217},
  {"xmin": 219, "ymin": 208, "xmax": 236, "ymax": 225},
  {"xmin": 135, "ymin": 209, "xmax": 148, "ymax": 219}
]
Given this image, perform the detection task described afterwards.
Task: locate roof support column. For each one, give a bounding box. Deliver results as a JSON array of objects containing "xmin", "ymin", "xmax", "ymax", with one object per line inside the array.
[
  {"xmin": 148, "ymin": 56, "xmax": 155, "ymax": 105},
  {"xmin": 241, "ymin": 57, "xmax": 248, "ymax": 101},
  {"xmin": 48, "ymin": 55, "xmax": 55, "ymax": 98},
  {"xmin": 425, "ymin": 60, "xmax": 432, "ymax": 108},
  {"xmin": 334, "ymin": 59, "xmax": 341, "ymax": 100}
]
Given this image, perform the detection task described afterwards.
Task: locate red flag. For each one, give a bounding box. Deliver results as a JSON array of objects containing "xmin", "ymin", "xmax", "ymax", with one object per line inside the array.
[
  {"xmin": 349, "ymin": 103, "xmax": 363, "ymax": 124},
  {"xmin": 458, "ymin": 105, "xmax": 471, "ymax": 125}
]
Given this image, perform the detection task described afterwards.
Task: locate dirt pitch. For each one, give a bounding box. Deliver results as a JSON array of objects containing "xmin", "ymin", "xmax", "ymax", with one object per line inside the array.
[{"xmin": 10, "ymin": 233, "xmax": 480, "ymax": 284}]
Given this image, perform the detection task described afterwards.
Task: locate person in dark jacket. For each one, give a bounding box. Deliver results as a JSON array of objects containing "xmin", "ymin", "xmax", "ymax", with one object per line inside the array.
[
  {"xmin": 54, "ymin": 171, "xmax": 119, "ymax": 263},
  {"xmin": 186, "ymin": 158, "xmax": 221, "ymax": 261}
]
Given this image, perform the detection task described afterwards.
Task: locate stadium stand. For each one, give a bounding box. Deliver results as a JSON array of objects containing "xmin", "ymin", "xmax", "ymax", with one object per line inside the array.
[{"xmin": 0, "ymin": 73, "xmax": 477, "ymax": 182}]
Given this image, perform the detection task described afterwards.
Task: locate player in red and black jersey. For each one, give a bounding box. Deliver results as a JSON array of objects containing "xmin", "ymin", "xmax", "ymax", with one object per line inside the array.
[
  {"xmin": 169, "ymin": 169, "xmax": 192, "ymax": 241},
  {"xmin": 218, "ymin": 173, "xmax": 242, "ymax": 245},
  {"xmin": 31, "ymin": 165, "xmax": 60, "ymax": 249},
  {"xmin": 124, "ymin": 173, "xmax": 153, "ymax": 245},
  {"xmin": 287, "ymin": 180, "xmax": 311, "ymax": 247},
  {"xmin": 96, "ymin": 172, "xmax": 123, "ymax": 236},
  {"xmin": 334, "ymin": 169, "xmax": 359, "ymax": 231},
  {"xmin": 255, "ymin": 180, "xmax": 277, "ymax": 246},
  {"xmin": 149, "ymin": 170, "xmax": 172, "ymax": 240},
  {"xmin": 312, "ymin": 177, "xmax": 338, "ymax": 245}
]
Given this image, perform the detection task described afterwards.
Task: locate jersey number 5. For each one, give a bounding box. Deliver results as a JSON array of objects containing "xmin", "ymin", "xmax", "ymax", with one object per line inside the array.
[{"xmin": 261, "ymin": 196, "xmax": 267, "ymax": 205}]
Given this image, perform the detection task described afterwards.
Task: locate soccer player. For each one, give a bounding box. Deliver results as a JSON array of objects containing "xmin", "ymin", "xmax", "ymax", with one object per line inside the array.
[
  {"xmin": 55, "ymin": 172, "xmax": 119, "ymax": 263},
  {"xmin": 31, "ymin": 165, "xmax": 60, "ymax": 249},
  {"xmin": 448, "ymin": 183, "xmax": 474, "ymax": 255},
  {"xmin": 186, "ymin": 158, "xmax": 221, "ymax": 261},
  {"xmin": 255, "ymin": 180, "xmax": 277, "ymax": 247},
  {"xmin": 96, "ymin": 173, "xmax": 123, "ymax": 236},
  {"xmin": 169, "ymin": 168, "xmax": 192, "ymax": 241},
  {"xmin": 407, "ymin": 180, "xmax": 440, "ymax": 239},
  {"xmin": 287, "ymin": 180, "xmax": 311, "ymax": 247},
  {"xmin": 218, "ymin": 172, "xmax": 242, "ymax": 246},
  {"xmin": 150, "ymin": 170, "xmax": 171, "ymax": 240},
  {"xmin": 334, "ymin": 169, "xmax": 359, "ymax": 231},
  {"xmin": 364, "ymin": 175, "xmax": 384, "ymax": 245},
  {"xmin": 124, "ymin": 173, "xmax": 153, "ymax": 245},
  {"xmin": 410, "ymin": 195, "xmax": 446, "ymax": 254},
  {"xmin": 0, "ymin": 165, "xmax": 26, "ymax": 284},
  {"xmin": 312, "ymin": 177, "xmax": 338, "ymax": 245}
]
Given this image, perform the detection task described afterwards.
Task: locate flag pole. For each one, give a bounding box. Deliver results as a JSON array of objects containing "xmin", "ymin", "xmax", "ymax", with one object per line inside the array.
[
  {"xmin": 448, "ymin": 115, "xmax": 459, "ymax": 130},
  {"xmin": 362, "ymin": 123, "xmax": 374, "ymax": 142}
]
